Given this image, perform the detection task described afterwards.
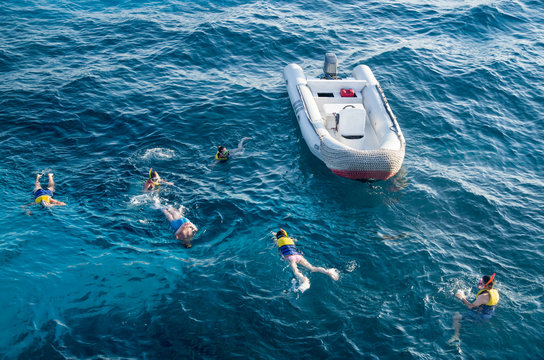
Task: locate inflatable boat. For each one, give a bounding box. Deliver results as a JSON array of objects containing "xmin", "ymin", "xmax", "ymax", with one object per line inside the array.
[{"xmin": 283, "ymin": 54, "xmax": 405, "ymax": 181}]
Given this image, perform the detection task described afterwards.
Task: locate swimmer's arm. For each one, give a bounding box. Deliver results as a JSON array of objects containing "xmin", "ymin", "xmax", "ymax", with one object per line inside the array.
[
  {"xmin": 160, "ymin": 180, "xmax": 174, "ymax": 185},
  {"xmin": 460, "ymin": 294, "xmax": 489, "ymax": 309},
  {"xmin": 174, "ymin": 226, "xmax": 184, "ymax": 239},
  {"xmin": 21, "ymin": 203, "xmax": 34, "ymax": 215},
  {"xmin": 49, "ymin": 199, "xmax": 66, "ymax": 206}
]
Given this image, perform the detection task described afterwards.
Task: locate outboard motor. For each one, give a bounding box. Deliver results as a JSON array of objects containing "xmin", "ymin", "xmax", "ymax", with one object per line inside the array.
[{"xmin": 323, "ymin": 53, "xmax": 338, "ymax": 79}]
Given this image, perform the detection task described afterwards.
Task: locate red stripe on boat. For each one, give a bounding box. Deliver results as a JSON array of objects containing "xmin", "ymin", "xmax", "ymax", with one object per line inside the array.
[{"xmin": 331, "ymin": 169, "xmax": 395, "ymax": 180}]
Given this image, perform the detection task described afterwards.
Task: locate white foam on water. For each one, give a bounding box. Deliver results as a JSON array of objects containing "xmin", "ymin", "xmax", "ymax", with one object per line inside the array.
[
  {"xmin": 346, "ymin": 260, "xmax": 358, "ymax": 272},
  {"xmin": 290, "ymin": 278, "xmax": 310, "ymax": 293},
  {"xmin": 129, "ymin": 193, "xmax": 152, "ymax": 206},
  {"xmin": 141, "ymin": 148, "xmax": 176, "ymax": 160}
]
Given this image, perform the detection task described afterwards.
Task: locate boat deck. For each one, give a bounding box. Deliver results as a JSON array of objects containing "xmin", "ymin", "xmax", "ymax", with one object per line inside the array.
[{"xmin": 313, "ymin": 97, "xmax": 380, "ymax": 150}]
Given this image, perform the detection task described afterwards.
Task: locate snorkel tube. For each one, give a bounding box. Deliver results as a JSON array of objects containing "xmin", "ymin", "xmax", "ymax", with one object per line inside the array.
[{"xmin": 478, "ymin": 273, "xmax": 496, "ymax": 289}]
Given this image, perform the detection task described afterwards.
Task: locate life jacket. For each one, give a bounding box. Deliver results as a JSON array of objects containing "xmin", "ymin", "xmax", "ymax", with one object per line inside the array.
[
  {"xmin": 277, "ymin": 236, "xmax": 301, "ymax": 256},
  {"xmin": 215, "ymin": 150, "xmax": 229, "ymax": 161},
  {"xmin": 35, "ymin": 195, "xmax": 51, "ymax": 204},
  {"xmin": 475, "ymin": 288, "xmax": 499, "ymax": 315}
]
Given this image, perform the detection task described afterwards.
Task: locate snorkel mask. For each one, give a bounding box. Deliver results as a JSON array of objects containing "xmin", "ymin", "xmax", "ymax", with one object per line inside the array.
[
  {"xmin": 148, "ymin": 168, "xmax": 160, "ymax": 186},
  {"xmin": 478, "ymin": 273, "xmax": 496, "ymax": 289}
]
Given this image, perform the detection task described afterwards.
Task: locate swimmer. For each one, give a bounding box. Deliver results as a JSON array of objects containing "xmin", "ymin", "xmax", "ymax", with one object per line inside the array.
[
  {"xmin": 215, "ymin": 137, "xmax": 250, "ymax": 161},
  {"xmin": 161, "ymin": 206, "xmax": 198, "ymax": 248},
  {"xmin": 275, "ymin": 229, "xmax": 339, "ymax": 292},
  {"xmin": 449, "ymin": 273, "xmax": 499, "ymax": 343},
  {"xmin": 31, "ymin": 173, "xmax": 66, "ymax": 207},
  {"xmin": 143, "ymin": 168, "xmax": 173, "ymax": 192},
  {"xmin": 214, "ymin": 138, "xmax": 250, "ymax": 162},
  {"xmin": 215, "ymin": 146, "xmax": 229, "ymax": 161}
]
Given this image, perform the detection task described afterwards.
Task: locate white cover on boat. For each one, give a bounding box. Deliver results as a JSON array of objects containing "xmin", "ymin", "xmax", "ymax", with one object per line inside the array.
[{"xmin": 338, "ymin": 108, "xmax": 366, "ymax": 138}]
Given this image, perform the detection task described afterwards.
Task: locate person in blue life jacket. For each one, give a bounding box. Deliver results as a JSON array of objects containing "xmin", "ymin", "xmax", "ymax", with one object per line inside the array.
[
  {"xmin": 275, "ymin": 229, "xmax": 339, "ymax": 292},
  {"xmin": 143, "ymin": 168, "xmax": 173, "ymax": 192},
  {"xmin": 449, "ymin": 273, "xmax": 499, "ymax": 342},
  {"xmin": 161, "ymin": 206, "xmax": 198, "ymax": 248}
]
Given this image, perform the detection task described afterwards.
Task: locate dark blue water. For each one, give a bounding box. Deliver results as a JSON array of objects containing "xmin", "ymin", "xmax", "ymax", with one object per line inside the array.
[{"xmin": 1, "ymin": 0, "xmax": 543, "ymax": 358}]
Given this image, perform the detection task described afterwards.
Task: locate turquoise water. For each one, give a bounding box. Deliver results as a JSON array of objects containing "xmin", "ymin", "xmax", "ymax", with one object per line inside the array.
[{"xmin": 1, "ymin": 0, "xmax": 543, "ymax": 358}]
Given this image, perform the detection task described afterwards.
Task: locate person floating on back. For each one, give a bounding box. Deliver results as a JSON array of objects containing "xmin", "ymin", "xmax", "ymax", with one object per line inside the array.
[
  {"xmin": 161, "ymin": 206, "xmax": 198, "ymax": 248},
  {"xmin": 449, "ymin": 273, "xmax": 499, "ymax": 343},
  {"xmin": 32, "ymin": 173, "xmax": 66, "ymax": 207},
  {"xmin": 215, "ymin": 146, "xmax": 229, "ymax": 161},
  {"xmin": 275, "ymin": 228, "xmax": 339, "ymax": 292},
  {"xmin": 143, "ymin": 168, "xmax": 173, "ymax": 192}
]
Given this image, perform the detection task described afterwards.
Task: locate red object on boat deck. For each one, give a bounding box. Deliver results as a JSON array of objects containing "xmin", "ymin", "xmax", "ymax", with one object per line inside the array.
[{"xmin": 340, "ymin": 88, "xmax": 355, "ymax": 97}]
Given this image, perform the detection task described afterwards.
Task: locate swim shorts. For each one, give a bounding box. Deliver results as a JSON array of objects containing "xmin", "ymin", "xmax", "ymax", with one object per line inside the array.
[
  {"xmin": 34, "ymin": 189, "xmax": 53, "ymax": 198},
  {"xmin": 463, "ymin": 309, "xmax": 493, "ymax": 323},
  {"xmin": 284, "ymin": 254, "xmax": 304, "ymax": 263},
  {"xmin": 170, "ymin": 217, "xmax": 190, "ymax": 232}
]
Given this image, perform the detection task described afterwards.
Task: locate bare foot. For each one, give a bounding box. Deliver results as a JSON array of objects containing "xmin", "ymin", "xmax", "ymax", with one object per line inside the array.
[
  {"xmin": 298, "ymin": 279, "xmax": 310, "ymax": 293},
  {"xmin": 448, "ymin": 335, "xmax": 460, "ymax": 344},
  {"xmin": 36, "ymin": 174, "xmax": 43, "ymax": 180},
  {"xmin": 327, "ymin": 268, "xmax": 340, "ymax": 281}
]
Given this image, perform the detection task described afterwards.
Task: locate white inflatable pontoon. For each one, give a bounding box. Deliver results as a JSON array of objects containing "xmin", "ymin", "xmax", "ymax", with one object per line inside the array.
[{"xmin": 284, "ymin": 53, "xmax": 405, "ymax": 181}]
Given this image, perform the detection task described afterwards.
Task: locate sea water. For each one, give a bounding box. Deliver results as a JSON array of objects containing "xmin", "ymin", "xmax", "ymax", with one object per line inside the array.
[{"xmin": 1, "ymin": 0, "xmax": 543, "ymax": 358}]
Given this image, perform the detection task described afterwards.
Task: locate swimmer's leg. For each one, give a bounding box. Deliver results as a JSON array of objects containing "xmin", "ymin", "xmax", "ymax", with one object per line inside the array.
[
  {"xmin": 161, "ymin": 208, "xmax": 175, "ymax": 222},
  {"xmin": 298, "ymin": 258, "xmax": 339, "ymax": 280},
  {"xmin": 448, "ymin": 311, "xmax": 462, "ymax": 343},
  {"xmin": 238, "ymin": 137, "xmax": 250, "ymax": 148},
  {"xmin": 34, "ymin": 174, "xmax": 43, "ymax": 192},
  {"xmin": 168, "ymin": 206, "xmax": 183, "ymax": 219},
  {"xmin": 288, "ymin": 260, "xmax": 309, "ymax": 291},
  {"xmin": 47, "ymin": 173, "xmax": 55, "ymax": 192},
  {"xmin": 162, "ymin": 206, "xmax": 183, "ymax": 221}
]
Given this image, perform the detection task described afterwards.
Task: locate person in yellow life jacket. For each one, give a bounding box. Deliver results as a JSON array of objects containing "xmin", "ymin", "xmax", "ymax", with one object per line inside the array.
[
  {"xmin": 449, "ymin": 273, "xmax": 499, "ymax": 342},
  {"xmin": 275, "ymin": 229, "xmax": 339, "ymax": 292},
  {"xmin": 143, "ymin": 168, "xmax": 173, "ymax": 192},
  {"xmin": 31, "ymin": 173, "xmax": 66, "ymax": 208},
  {"xmin": 215, "ymin": 146, "xmax": 229, "ymax": 161}
]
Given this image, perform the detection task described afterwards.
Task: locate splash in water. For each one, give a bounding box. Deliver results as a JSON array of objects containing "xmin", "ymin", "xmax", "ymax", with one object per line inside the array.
[{"xmin": 141, "ymin": 148, "xmax": 176, "ymax": 160}]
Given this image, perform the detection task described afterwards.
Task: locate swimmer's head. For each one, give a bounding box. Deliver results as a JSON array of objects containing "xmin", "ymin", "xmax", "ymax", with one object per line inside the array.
[
  {"xmin": 216, "ymin": 146, "xmax": 229, "ymax": 160},
  {"xmin": 218, "ymin": 146, "xmax": 228, "ymax": 155},
  {"xmin": 478, "ymin": 273, "xmax": 496, "ymax": 289},
  {"xmin": 276, "ymin": 229, "xmax": 287, "ymax": 239},
  {"xmin": 148, "ymin": 170, "xmax": 160, "ymax": 185}
]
